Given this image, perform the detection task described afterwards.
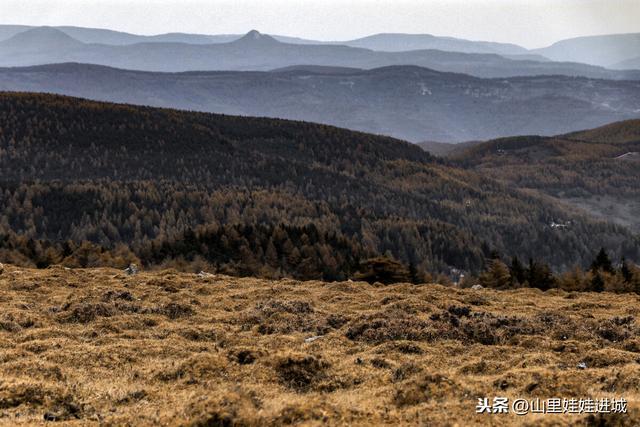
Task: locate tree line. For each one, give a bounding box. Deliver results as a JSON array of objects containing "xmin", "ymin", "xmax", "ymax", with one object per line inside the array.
[{"xmin": 470, "ymin": 248, "xmax": 640, "ymax": 293}]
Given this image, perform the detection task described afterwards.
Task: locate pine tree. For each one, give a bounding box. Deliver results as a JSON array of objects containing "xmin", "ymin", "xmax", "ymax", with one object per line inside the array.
[
  {"xmin": 480, "ymin": 259, "xmax": 512, "ymax": 289},
  {"xmin": 264, "ymin": 239, "xmax": 279, "ymax": 268},
  {"xmin": 591, "ymin": 272, "xmax": 605, "ymax": 292},
  {"xmin": 509, "ymin": 256, "xmax": 526, "ymax": 285},
  {"xmin": 409, "ymin": 261, "xmax": 419, "ymax": 284},
  {"xmin": 591, "ymin": 248, "xmax": 614, "ymax": 274},
  {"xmin": 353, "ymin": 256, "xmax": 411, "ymax": 285},
  {"xmin": 621, "ymin": 257, "xmax": 633, "ymax": 283},
  {"xmin": 526, "ymin": 258, "xmax": 556, "ymax": 291}
]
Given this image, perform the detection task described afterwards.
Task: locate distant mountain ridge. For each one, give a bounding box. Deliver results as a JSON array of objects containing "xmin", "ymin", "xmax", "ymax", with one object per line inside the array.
[
  {"xmin": 0, "ymin": 25, "xmax": 531, "ymax": 55},
  {"xmin": 0, "ymin": 25, "xmax": 239, "ymax": 45},
  {"xmin": 533, "ymin": 33, "xmax": 640, "ymax": 68},
  {"xmin": 0, "ymin": 25, "xmax": 31, "ymax": 42},
  {"xmin": 615, "ymin": 56, "xmax": 640, "ymax": 70},
  {"xmin": 3, "ymin": 26, "xmax": 84, "ymax": 51},
  {"xmin": 2, "ymin": 25, "xmax": 639, "ymax": 70},
  {"xmin": 1, "ymin": 62, "xmax": 638, "ymax": 142},
  {"xmin": 0, "ymin": 27, "xmax": 638, "ymax": 79},
  {"xmin": 341, "ymin": 33, "xmax": 528, "ymax": 55}
]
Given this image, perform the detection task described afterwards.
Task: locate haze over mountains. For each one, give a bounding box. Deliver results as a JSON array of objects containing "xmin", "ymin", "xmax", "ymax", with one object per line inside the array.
[
  {"xmin": 1, "ymin": 25, "xmax": 638, "ymax": 67},
  {"xmin": 617, "ymin": 57, "xmax": 640, "ymax": 70},
  {"xmin": 2, "ymin": 62, "xmax": 639, "ymax": 142},
  {"xmin": 0, "ymin": 25, "xmax": 532, "ymax": 54},
  {"xmin": 533, "ymin": 33, "xmax": 640, "ymax": 68},
  {"xmin": 336, "ymin": 33, "xmax": 529, "ymax": 56},
  {"xmin": 1, "ymin": 26, "xmax": 639, "ymax": 80}
]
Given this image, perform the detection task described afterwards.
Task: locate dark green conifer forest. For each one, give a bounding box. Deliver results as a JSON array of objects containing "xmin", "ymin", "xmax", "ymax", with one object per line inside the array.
[{"xmin": 1, "ymin": 93, "xmax": 638, "ymax": 287}]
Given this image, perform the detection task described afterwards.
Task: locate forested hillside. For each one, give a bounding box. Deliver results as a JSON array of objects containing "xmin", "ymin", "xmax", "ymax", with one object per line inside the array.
[
  {"xmin": 0, "ymin": 93, "xmax": 637, "ymax": 279},
  {"xmin": 452, "ymin": 120, "xmax": 640, "ymax": 232}
]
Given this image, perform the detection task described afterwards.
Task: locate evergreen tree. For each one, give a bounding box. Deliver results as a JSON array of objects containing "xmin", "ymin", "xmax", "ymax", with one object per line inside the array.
[
  {"xmin": 621, "ymin": 257, "xmax": 633, "ymax": 283},
  {"xmin": 591, "ymin": 248, "xmax": 614, "ymax": 274},
  {"xmin": 353, "ymin": 256, "xmax": 411, "ymax": 285},
  {"xmin": 509, "ymin": 256, "xmax": 526, "ymax": 285},
  {"xmin": 409, "ymin": 261, "xmax": 422, "ymax": 284},
  {"xmin": 526, "ymin": 258, "xmax": 556, "ymax": 291},
  {"xmin": 591, "ymin": 272, "xmax": 605, "ymax": 292},
  {"xmin": 480, "ymin": 259, "xmax": 511, "ymax": 289}
]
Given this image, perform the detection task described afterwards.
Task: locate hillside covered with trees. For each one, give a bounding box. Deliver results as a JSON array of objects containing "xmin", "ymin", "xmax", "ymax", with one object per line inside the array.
[
  {"xmin": 451, "ymin": 119, "xmax": 640, "ymax": 232},
  {"xmin": 0, "ymin": 93, "xmax": 637, "ymax": 280}
]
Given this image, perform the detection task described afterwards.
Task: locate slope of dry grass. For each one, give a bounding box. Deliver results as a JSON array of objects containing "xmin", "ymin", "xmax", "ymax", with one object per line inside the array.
[{"xmin": 1, "ymin": 265, "xmax": 640, "ymax": 426}]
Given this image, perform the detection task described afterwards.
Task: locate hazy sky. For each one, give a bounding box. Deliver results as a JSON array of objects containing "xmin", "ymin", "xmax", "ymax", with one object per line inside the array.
[{"xmin": 1, "ymin": 0, "xmax": 639, "ymax": 48}]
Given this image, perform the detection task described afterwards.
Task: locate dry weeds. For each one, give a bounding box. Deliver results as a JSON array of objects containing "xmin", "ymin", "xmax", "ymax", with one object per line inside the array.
[{"xmin": 1, "ymin": 265, "xmax": 640, "ymax": 426}]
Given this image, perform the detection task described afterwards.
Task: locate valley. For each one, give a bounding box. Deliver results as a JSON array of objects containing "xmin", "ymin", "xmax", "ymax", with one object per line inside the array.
[{"xmin": 1, "ymin": 64, "xmax": 639, "ymax": 142}]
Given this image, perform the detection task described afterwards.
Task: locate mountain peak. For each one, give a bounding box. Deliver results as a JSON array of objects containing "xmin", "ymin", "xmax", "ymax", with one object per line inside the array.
[
  {"xmin": 234, "ymin": 30, "xmax": 279, "ymax": 45},
  {"xmin": 3, "ymin": 26, "xmax": 83, "ymax": 49}
]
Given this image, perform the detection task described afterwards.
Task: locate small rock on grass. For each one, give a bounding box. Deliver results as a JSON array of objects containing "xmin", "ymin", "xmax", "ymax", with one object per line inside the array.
[{"xmin": 124, "ymin": 264, "xmax": 138, "ymax": 275}]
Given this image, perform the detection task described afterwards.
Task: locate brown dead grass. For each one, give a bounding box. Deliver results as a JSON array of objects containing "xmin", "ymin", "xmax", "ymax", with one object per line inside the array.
[{"xmin": 1, "ymin": 266, "xmax": 640, "ymax": 426}]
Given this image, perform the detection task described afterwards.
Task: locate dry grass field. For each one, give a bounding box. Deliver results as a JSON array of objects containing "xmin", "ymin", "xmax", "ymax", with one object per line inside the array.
[{"xmin": 1, "ymin": 265, "xmax": 640, "ymax": 426}]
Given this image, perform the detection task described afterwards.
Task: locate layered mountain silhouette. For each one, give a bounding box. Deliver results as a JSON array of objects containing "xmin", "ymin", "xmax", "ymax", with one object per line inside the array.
[
  {"xmin": 0, "ymin": 26, "xmax": 532, "ymax": 54},
  {"xmin": 534, "ymin": 33, "xmax": 640, "ymax": 68},
  {"xmin": 336, "ymin": 33, "xmax": 528, "ymax": 55},
  {"xmin": 2, "ymin": 25, "xmax": 640, "ymax": 72},
  {"xmin": 0, "ymin": 26, "xmax": 531, "ymax": 53},
  {"xmin": 1, "ymin": 27, "xmax": 84, "ymax": 54},
  {"xmin": 0, "ymin": 28, "xmax": 638, "ymax": 79},
  {"xmin": 2, "ymin": 62, "xmax": 639, "ymax": 142},
  {"xmin": 615, "ymin": 56, "xmax": 640, "ymax": 70},
  {"xmin": 0, "ymin": 25, "xmax": 236, "ymax": 45},
  {"xmin": 0, "ymin": 25, "xmax": 32, "ymax": 42}
]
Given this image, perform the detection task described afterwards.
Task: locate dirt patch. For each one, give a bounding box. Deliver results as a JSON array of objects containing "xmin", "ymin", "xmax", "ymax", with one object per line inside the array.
[{"xmin": 274, "ymin": 353, "xmax": 330, "ymax": 392}]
